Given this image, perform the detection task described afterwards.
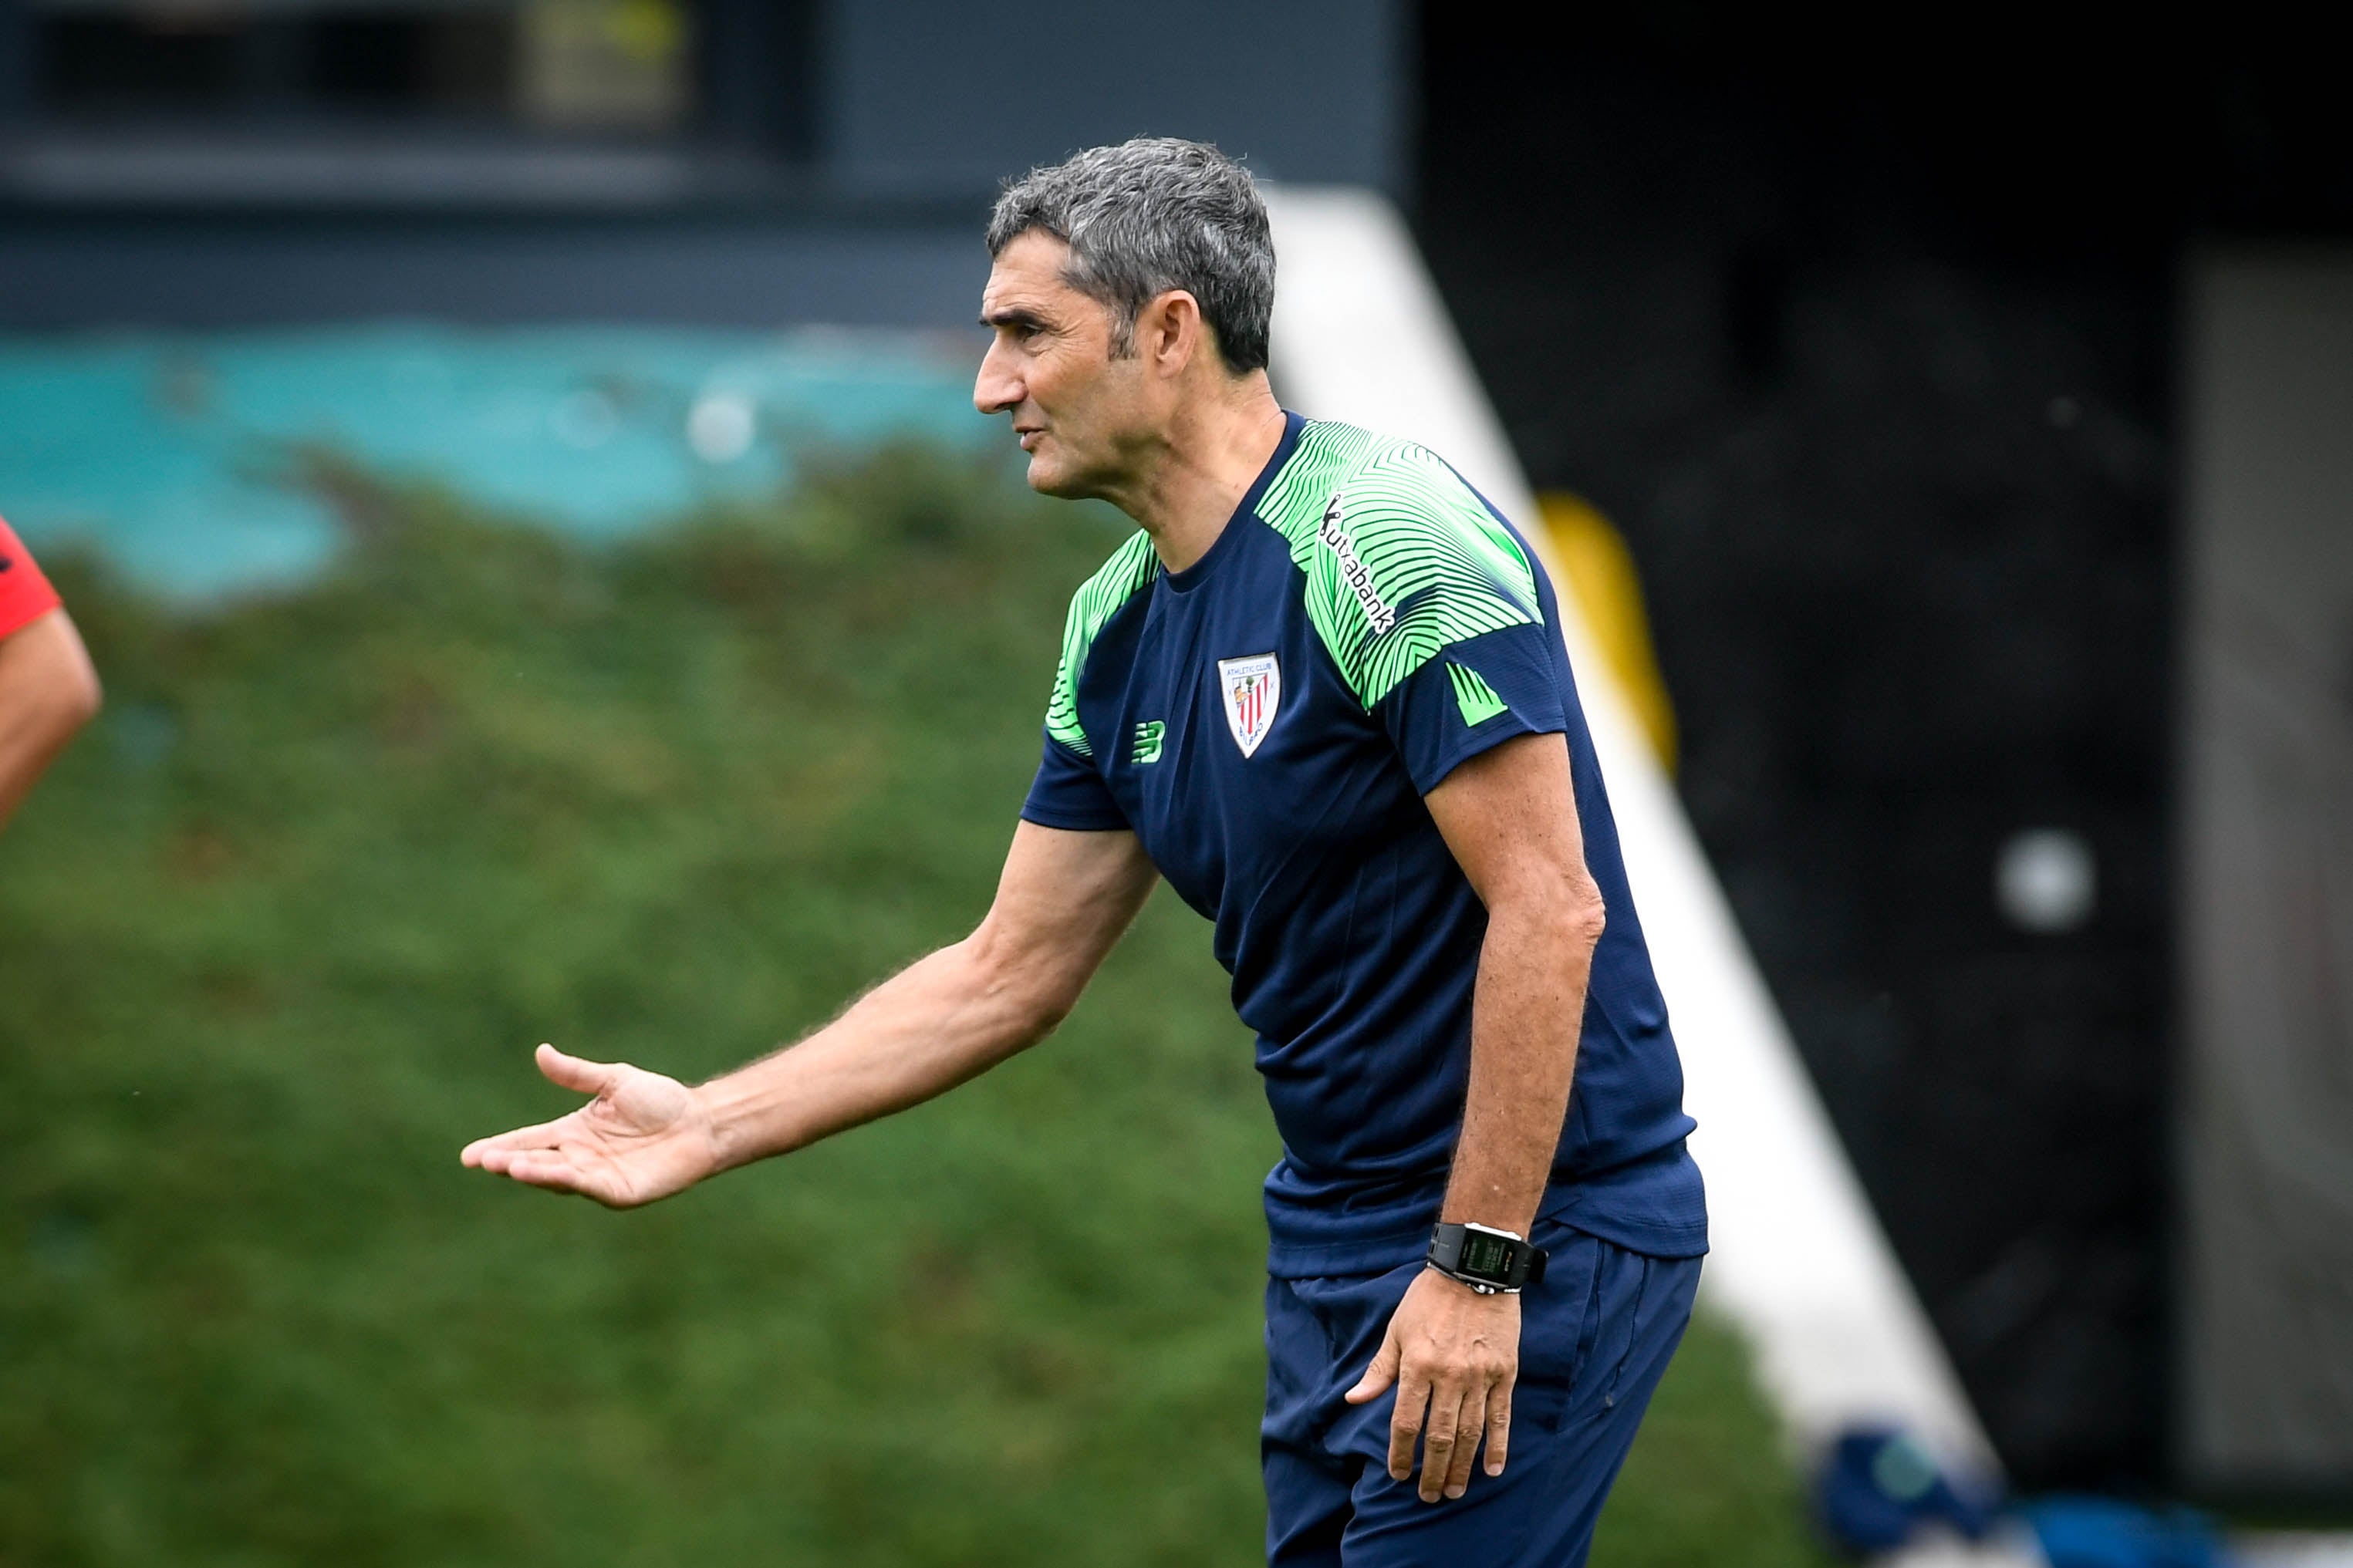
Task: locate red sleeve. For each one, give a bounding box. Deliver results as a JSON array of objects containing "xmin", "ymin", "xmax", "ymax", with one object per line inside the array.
[{"xmin": 0, "ymin": 514, "xmax": 63, "ymax": 640}]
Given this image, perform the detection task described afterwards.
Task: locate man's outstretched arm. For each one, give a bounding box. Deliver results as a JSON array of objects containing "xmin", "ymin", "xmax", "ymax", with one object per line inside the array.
[
  {"xmin": 1345, "ymin": 730, "xmax": 1606, "ymax": 1502},
  {"xmin": 0, "ymin": 608, "xmax": 103, "ymax": 832},
  {"xmin": 460, "ymin": 821, "xmax": 1158, "ymax": 1206}
]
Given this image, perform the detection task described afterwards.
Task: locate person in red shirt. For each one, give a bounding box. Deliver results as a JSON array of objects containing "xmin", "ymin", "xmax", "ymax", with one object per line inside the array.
[{"xmin": 0, "ymin": 515, "xmax": 101, "ymax": 832}]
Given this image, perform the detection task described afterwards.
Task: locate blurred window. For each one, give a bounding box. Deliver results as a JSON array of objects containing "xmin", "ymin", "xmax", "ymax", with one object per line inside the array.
[{"xmin": 25, "ymin": 0, "xmax": 701, "ymax": 137}]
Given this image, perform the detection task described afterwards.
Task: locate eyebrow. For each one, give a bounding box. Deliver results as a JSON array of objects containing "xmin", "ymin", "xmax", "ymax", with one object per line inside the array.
[{"xmin": 980, "ymin": 305, "xmax": 1050, "ymax": 331}]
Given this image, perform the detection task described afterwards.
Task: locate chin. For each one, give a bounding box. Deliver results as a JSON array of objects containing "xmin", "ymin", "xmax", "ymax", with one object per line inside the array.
[{"xmin": 1024, "ymin": 455, "xmax": 1085, "ymax": 500}]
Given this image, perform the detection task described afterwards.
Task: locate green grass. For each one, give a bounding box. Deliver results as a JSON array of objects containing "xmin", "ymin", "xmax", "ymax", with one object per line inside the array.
[{"xmin": 0, "ymin": 444, "xmax": 1831, "ymax": 1566}]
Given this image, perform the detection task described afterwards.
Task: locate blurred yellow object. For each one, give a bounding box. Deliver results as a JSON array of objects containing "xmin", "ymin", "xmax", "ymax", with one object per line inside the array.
[
  {"xmin": 609, "ymin": 0, "xmax": 687, "ymax": 61},
  {"xmin": 1535, "ymin": 493, "xmax": 1679, "ymax": 773},
  {"xmin": 521, "ymin": 0, "xmax": 690, "ymax": 130}
]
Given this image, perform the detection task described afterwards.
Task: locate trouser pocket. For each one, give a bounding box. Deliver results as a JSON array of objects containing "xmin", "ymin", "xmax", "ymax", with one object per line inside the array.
[{"xmin": 1505, "ymin": 1228, "xmax": 1606, "ymax": 1436}]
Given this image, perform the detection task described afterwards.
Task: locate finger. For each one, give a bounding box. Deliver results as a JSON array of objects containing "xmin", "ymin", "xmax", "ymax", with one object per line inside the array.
[
  {"xmin": 465, "ymin": 1141, "xmax": 557, "ymax": 1177},
  {"xmin": 535, "ymin": 1042, "xmax": 621, "ymax": 1098},
  {"xmin": 1344, "ymin": 1326, "xmax": 1403, "ymax": 1404},
  {"xmin": 1386, "ymin": 1368, "xmax": 1429, "ymax": 1482},
  {"xmin": 1417, "ymin": 1381, "xmax": 1465, "ymax": 1502},
  {"xmin": 1484, "ymin": 1379, "xmax": 1514, "ymax": 1475},
  {"xmin": 494, "ymin": 1148, "xmax": 615, "ymax": 1202},
  {"xmin": 1444, "ymin": 1384, "xmax": 1487, "ymax": 1499},
  {"xmin": 460, "ymin": 1114, "xmax": 579, "ymax": 1165}
]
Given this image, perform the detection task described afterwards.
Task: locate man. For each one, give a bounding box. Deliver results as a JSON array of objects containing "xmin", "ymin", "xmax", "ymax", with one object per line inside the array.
[
  {"xmin": 462, "ymin": 138, "xmax": 1706, "ymax": 1566},
  {"xmin": 0, "ymin": 514, "xmax": 101, "ymax": 833}
]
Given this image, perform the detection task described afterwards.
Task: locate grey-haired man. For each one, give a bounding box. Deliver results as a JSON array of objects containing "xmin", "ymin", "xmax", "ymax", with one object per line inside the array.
[{"xmin": 463, "ymin": 138, "xmax": 1706, "ymax": 1566}]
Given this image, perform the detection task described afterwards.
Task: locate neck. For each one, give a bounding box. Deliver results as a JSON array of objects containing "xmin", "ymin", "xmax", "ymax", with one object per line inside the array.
[{"xmin": 1102, "ymin": 375, "xmax": 1287, "ymax": 572}]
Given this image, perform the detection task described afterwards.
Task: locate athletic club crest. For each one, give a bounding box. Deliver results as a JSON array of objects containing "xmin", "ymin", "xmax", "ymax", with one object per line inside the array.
[{"xmin": 1217, "ymin": 652, "xmax": 1281, "ymax": 758}]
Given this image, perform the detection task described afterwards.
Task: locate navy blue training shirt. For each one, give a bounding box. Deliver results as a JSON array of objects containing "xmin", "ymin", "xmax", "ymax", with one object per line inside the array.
[{"xmin": 1021, "ymin": 414, "xmax": 1706, "ymax": 1276}]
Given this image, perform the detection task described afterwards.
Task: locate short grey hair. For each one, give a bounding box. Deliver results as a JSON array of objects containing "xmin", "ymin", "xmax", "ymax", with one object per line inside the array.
[{"xmin": 986, "ymin": 137, "xmax": 1275, "ymax": 375}]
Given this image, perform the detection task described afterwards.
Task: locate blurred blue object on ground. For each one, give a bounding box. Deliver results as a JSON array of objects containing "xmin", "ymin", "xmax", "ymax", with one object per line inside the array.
[
  {"xmin": 2020, "ymin": 1498, "xmax": 2228, "ymax": 1568},
  {"xmin": 0, "ymin": 324, "xmax": 983, "ymax": 599},
  {"xmin": 1816, "ymin": 1423, "xmax": 1997, "ymax": 1556}
]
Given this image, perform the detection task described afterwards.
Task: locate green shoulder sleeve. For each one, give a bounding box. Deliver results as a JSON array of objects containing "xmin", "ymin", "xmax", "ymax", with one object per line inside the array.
[
  {"xmin": 1258, "ymin": 424, "xmax": 1542, "ymax": 708},
  {"xmin": 1045, "ymin": 529, "xmax": 1161, "ymax": 757}
]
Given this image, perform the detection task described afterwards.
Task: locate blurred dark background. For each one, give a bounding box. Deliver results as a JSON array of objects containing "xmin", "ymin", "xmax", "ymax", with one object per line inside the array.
[
  {"xmin": 1416, "ymin": 12, "xmax": 2351, "ymax": 1490},
  {"xmin": 4, "ymin": 0, "xmax": 2348, "ymax": 1499}
]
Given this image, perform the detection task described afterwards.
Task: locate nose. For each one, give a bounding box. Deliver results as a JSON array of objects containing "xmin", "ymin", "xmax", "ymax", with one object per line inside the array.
[{"xmin": 974, "ymin": 337, "xmax": 1023, "ymax": 416}]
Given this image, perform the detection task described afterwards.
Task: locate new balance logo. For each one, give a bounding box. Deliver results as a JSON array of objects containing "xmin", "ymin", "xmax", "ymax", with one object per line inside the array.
[{"xmin": 1131, "ymin": 720, "xmax": 1165, "ymax": 765}]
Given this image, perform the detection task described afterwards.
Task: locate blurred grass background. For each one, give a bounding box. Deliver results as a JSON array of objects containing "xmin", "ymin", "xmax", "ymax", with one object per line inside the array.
[{"xmin": 0, "ymin": 445, "xmax": 1831, "ymax": 1566}]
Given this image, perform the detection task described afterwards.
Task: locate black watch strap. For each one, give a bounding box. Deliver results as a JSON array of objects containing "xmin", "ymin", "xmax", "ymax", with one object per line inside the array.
[{"xmin": 1427, "ymin": 1222, "xmax": 1548, "ymax": 1293}]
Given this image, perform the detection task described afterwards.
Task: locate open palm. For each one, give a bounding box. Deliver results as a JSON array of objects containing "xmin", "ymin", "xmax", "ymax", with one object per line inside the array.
[{"xmin": 460, "ymin": 1044, "xmax": 716, "ymax": 1208}]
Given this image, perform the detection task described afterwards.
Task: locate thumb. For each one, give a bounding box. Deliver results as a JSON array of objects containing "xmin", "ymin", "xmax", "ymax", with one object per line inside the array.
[
  {"xmin": 1343, "ymin": 1324, "xmax": 1403, "ymax": 1404},
  {"xmin": 536, "ymin": 1042, "xmax": 620, "ymax": 1098}
]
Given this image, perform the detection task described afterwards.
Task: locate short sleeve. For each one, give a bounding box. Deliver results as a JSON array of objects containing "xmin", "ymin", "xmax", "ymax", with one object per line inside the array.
[
  {"xmin": 0, "ymin": 515, "xmax": 62, "ymax": 641},
  {"xmin": 1020, "ymin": 733, "xmax": 1129, "ymax": 831},
  {"xmin": 1021, "ymin": 529, "xmax": 1158, "ymax": 833},
  {"xmin": 1300, "ymin": 440, "xmax": 1567, "ymax": 793},
  {"xmin": 1376, "ymin": 622, "xmax": 1568, "ymax": 795}
]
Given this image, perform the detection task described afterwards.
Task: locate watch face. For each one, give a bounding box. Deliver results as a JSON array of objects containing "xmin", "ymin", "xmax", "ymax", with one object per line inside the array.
[{"xmin": 1460, "ymin": 1232, "xmax": 1513, "ymax": 1279}]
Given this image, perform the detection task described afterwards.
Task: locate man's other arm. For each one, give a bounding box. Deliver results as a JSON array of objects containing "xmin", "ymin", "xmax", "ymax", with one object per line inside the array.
[
  {"xmin": 461, "ymin": 821, "xmax": 1159, "ymax": 1206},
  {"xmin": 1345, "ymin": 730, "xmax": 1605, "ymax": 1502},
  {"xmin": 1427, "ymin": 731, "xmax": 1604, "ymax": 1233},
  {"xmin": 0, "ymin": 609, "xmax": 103, "ymax": 831}
]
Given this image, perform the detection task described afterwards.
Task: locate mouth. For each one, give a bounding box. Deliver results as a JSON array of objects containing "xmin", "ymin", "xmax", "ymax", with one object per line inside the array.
[{"xmin": 1014, "ymin": 426, "xmax": 1044, "ymax": 453}]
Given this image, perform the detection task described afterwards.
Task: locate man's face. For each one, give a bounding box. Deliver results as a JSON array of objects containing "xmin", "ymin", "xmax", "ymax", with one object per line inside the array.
[{"xmin": 974, "ymin": 231, "xmax": 1152, "ymax": 498}]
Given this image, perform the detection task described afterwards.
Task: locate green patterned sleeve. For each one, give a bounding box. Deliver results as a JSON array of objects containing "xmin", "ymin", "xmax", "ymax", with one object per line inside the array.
[
  {"xmin": 1301, "ymin": 441, "xmax": 1544, "ymax": 709},
  {"xmin": 1283, "ymin": 436, "xmax": 1567, "ymax": 792},
  {"xmin": 1043, "ymin": 528, "xmax": 1162, "ymax": 759},
  {"xmin": 1022, "ymin": 533, "xmax": 1160, "ymax": 831}
]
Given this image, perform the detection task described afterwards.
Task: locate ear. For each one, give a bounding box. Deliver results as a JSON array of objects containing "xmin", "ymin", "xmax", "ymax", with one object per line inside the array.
[{"xmin": 1138, "ymin": 288, "xmax": 1204, "ymax": 378}]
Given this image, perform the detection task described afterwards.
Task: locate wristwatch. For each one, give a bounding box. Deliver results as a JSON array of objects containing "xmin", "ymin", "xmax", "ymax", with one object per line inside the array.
[{"xmin": 1428, "ymin": 1221, "xmax": 1548, "ymax": 1295}]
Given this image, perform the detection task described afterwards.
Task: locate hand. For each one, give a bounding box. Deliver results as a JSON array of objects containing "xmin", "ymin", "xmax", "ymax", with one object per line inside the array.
[
  {"xmin": 460, "ymin": 1044, "xmax": 717, "ymax": 1208},
  {"xmin": 1343, "ymin": 1266, "xmax": 1521, "ymax": 1502}
]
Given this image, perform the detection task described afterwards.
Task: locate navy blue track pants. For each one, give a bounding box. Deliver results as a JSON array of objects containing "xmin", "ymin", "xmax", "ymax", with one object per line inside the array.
[{"xmin": 1261, "ymin": 1227, "xmax": 1700, "ymax": 1567}]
